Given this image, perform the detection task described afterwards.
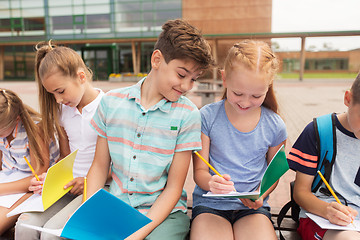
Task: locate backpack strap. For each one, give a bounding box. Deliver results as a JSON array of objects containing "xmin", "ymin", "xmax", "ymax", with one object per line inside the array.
[
  {"xmin": 277, "ymin": 200, "xmax": 297, "ymax": 240},
  {"xmin": 311, "ymin": 113, "xmax": 337, "ymax": 192},
  {"xmin": 277, "ymin": 114, "xmax": 336, "ymax": 239}
]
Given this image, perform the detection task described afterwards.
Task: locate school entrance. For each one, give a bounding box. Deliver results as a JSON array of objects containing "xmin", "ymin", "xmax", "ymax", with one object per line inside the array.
[{"xmin": 81, "ymin": 45, "xmax": 114, "ymax": 81}]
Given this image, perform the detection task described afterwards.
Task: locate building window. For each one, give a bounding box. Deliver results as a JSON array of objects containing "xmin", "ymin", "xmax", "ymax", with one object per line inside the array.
[
  {"xmin": 4, "ymin": 45, "xmax": 35, "ymax": 79},
  {"xmin": 52, "ymin": 16, "xmax": 73, "ymax": 30},
  {"xmin": 305, "ymin": 58, "xmax": 348, "ymax": 71},
  {"xmin": 73, "ymin": 15, "xmax": 85, "ymax": 25},
  {"xmin": 11, "ymin": 18, "xmax": 23, "ymax": 31},
  {"xmin": 282, "ymin": 59, "xmax": 300, "ymax": 72},
  {"xmin": 87, "ymin": 14, "xmax": 110, "ymax": 29},
  {"xmin": 73, "ymin": 15, "xmax": 85, "ymax": 32},
  {"xmin": 0, "ymin": 17, "xmax": 44, "ymax": 33},
  {"xmin": 24, "ymin": 18, "xmax": 45, "ymax": 31},
  {"xmin": 0, "ymin": 19, "xmax": 11, "ymax": 32}
]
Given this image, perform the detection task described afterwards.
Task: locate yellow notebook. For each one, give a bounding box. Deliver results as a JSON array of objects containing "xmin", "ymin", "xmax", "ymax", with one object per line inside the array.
[{"xmin": 7, "ymin": 150, "xmax": 77, "ymax": 217}]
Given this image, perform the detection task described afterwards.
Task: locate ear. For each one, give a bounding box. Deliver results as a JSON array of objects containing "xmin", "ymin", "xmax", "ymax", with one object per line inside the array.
[
  {"xmin": 77, "ymin": 70, "xmax": 86, "ymax": 84},
  {"xmin": 151, "ymin": 50, "xmax": 163, "ymax": 70},
  {"xmin": 221, "ymin": 70, "xmax": 227, "ymax": 88},
  {"xmin": 344, "ymin": 90, "xmax": 352, "ymax": 107}
]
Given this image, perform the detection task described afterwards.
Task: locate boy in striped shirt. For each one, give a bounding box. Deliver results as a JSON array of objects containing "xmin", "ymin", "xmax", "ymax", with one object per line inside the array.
[{"xmin": 87, "ymin": 19, "xmax": 213, "ymax": 239}]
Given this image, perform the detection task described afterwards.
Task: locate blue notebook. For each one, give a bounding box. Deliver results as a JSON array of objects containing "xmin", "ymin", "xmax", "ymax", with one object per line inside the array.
[{"xmin": 21, "ymin": 189, "xmax": 152, "ymax": 240}]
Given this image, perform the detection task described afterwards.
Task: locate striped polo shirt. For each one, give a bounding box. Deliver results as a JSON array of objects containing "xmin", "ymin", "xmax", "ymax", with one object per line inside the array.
[
  {"xmin": 0, "ymin": 120, "xmax": 59, "ymax": 173},
  {"xmin": 91, "ymin": 78, "xmax": 201, "ymax": 214}
]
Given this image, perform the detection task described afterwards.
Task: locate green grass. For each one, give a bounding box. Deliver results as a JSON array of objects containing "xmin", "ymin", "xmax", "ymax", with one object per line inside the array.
[{"xmin": 278, "ymin": 72, "xmax": 357, "ymax": 79}]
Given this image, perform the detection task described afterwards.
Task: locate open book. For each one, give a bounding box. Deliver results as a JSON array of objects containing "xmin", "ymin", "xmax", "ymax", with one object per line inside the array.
[
  {"xmin": 306, "ymin": 213, "xmax": 360, "ymax": 231},
  {"xmin": 7, "ymin": 150, "xmax": 77, "ymax": 217},
  {"xmin": 203, "ymin": 145, "xmax": 289, "ymax": 200},
  {"xmin": 21, "ymin": 189, "xmax": 152, "ymax": 240},
  {"xmin": 0, "ymin": 170, "xmax": 32, "ymax": 208}
]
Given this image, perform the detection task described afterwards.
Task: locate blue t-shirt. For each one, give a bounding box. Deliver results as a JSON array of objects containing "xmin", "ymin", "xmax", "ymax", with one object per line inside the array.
[{"xmin": 192, "ymin": 100, "xmax": 287, "ymax": 210}]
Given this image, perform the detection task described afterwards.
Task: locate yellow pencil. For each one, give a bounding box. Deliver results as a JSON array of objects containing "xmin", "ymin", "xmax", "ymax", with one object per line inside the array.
[
  {"xmin": 317, "ymin": 170, "xmax": 356, "ymax": 228},
  {"xmin": 194, "ymin": 151, "xmax": 223, "ymax": 178},
  {"xmin": 24, "ymin": 156, "xmax": 41, "ymax": 182},
  {"xmin": 83, "ymin": 177, "xmax": 87, "ymax": 203}
]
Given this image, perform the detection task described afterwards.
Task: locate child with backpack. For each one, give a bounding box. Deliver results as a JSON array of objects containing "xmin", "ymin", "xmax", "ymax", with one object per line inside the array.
[{"xmin": 288, "ymin": 72, "xmax": 360, "ymax": 239}]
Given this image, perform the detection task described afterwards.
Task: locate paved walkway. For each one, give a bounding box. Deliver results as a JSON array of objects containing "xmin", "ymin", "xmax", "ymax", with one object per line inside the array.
[{"xmin": 0, "ymin": 78, "xmax": 353, "ymax": 212}]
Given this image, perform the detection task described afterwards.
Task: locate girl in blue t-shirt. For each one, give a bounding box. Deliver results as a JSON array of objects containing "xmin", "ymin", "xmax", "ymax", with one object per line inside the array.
[{"xmin": 191, "ymin": 40, "xmax": 287, "ymax": 240}]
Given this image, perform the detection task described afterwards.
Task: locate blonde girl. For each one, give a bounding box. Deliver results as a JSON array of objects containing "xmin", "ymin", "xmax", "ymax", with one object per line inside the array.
[
  {"xmin": 190, "ymin": 40, "xmax": 287, "ymax": 240},
  {"xmin": 0, "ymin": 88, "xmax": 57, "ymax": 235},
  {"xmin": 15, "ymin": 41, "xmax": 105, "ymax": 240}
]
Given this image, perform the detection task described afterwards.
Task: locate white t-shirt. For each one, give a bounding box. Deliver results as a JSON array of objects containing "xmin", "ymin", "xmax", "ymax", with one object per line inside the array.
[{"xmin": 60, "ymin": 88, "xmax": 104, "ymax": 178}]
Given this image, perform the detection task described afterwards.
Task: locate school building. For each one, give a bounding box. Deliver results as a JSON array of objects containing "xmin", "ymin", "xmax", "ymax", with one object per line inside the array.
[
  {"xmin": 277, "ymin": 48, "xmax": 360, "ymax": 73},
  {"xmin": 0, "ymin": 0, "xmax": 359, "ymax": 81}
]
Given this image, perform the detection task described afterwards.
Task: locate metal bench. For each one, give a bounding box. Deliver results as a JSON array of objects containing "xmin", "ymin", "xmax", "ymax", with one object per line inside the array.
[
  {"xmin": 192, "ymin": 89, "xmax": 223, "ymax": 107},
  {"xmin": 192, "ymin": 79, "xmax": 224, "ymax": 107}
]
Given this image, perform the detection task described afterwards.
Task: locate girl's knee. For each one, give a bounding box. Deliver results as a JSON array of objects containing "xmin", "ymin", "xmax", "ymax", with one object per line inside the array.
[
  {"xmin": 0, "ymin": 216, "xmax": 16, "ymax": 236},
  {"xmin": 40, "ymin": 232, "xmax": 61, "ymax": 240},
  {"xmin": 15, "ymin": 214, "xmax": 40, "ymax": 240},
  {"xmin": 324, "ymin": 230, "xmax": 360, "ymax": 240},
  {"xmin": 15, "ymin": 213, "xmax": 31, "ymax": 229}
]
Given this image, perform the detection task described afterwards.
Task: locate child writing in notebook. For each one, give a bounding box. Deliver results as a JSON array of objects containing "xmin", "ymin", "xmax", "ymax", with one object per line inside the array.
[
  {"xmin": 86, "ymin": 19, "xmax": 213, "ymax": 240},
  {"xmin": 190, "ymin": 40, "xmax": 287, "ymax": 240},
  {"xmin": 0, "ymin": 88, "xmax": 58, "ymax": 236},
  {"xmin": 15, "ymin": 42, "xmax": 105, "ymax": 240},
  {"xmin": 288, "ymin": 73, "xmax": 360, "ymax": 240}
]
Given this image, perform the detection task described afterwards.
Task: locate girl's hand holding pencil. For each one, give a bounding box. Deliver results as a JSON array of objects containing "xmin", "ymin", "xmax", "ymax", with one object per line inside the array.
[
  {"xmin": 24, "ymin": 155, "xmax": 46, "ymax": 194},
  {"xmin": 193, "ymin": 151, "xmax": 235, "ymax": 193},
  {"xmin": 208, "ymin": 174, "xmax": 234, "ymax": 194},
  {"xmin": 194, "ymin": 151, "xmax": 236, "ymax": 194},
  {"xmin": 28, "ymin": 173, "xmax": 46, "ymax": 194},
  {"xmin": 317, "ymin": 171, "xmax": 357, "ymax": 227},
  {"xmin": 326, "ymin": 201, "xmax": 357, "ymax": 226}
]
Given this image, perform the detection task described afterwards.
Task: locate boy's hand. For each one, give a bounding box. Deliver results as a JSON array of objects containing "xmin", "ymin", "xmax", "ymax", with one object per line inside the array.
[
  {"xmin": 209, "ymin": 174, "xmax": 234, "ymax": 194},
  {"xmin": 326, "ymin": 202, "xmax": 358, "ymax": 226},
  {"xmin": 64, "ymin": 177, "xmax": 85, "ymax": 195},
  {"xmin": 240, "ymin": 197, "xmax": 264, "ymax": 210},
  {"xmin": 28, "ymin": 172, "xmax": 46, "ymax": 194}
]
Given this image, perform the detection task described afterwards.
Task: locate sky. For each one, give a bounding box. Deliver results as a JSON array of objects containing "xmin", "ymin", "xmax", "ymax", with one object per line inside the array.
[{"xmin": 271, "ymin": 0, "xmax": 360, "ymax": 51}]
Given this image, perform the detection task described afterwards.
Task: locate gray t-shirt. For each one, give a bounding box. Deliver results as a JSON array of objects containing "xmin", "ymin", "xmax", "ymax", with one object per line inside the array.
[
  {"xmin": 192, "ymin": 100, "xmax": 287, "ymax": 210},
  {"xmin": 299, "ymin": 125, "xmax": 360, "ymax": 219}
]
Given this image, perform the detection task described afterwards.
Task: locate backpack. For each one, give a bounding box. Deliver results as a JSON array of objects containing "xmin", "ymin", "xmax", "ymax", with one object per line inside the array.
[{"xmin": 277, "ymin": 113, "xmax": 337, "ymax": 240}]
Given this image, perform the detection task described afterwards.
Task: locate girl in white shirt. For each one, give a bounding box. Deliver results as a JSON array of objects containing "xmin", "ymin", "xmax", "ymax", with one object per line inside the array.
[{"xmin": 15, "ymin": 42, "xmax": 105, "ymax": 240}]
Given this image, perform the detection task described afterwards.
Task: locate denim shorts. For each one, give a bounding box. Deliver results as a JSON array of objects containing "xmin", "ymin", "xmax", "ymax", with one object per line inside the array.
[{"xmin": 191, "ymin": 205, "xmax": 272, "ymax": 225}]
